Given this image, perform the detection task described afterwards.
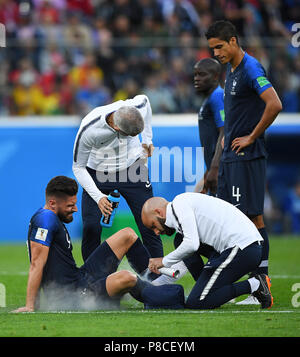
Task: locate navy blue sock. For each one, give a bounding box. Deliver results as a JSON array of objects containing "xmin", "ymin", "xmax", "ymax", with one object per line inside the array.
[
  {"xmin": 257, "ymin": 227, "xmax": 269, "ymax": 275},
  {"xmin": 126, "ymin": 238, "xmax": 150, "ymax": 274},
  {"xmin": 129, "ymin": 276, "xmax": 151, "ymax": 302}
]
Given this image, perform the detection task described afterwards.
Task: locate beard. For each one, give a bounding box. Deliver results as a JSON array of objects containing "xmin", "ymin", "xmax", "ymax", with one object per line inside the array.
[
  {"xmin": 157, "ymin": 217, "xmax": 176, "ymax": 236},
  {"xmin": 57, "ymin": 211, "xmax": 74, "ymax": 223}
]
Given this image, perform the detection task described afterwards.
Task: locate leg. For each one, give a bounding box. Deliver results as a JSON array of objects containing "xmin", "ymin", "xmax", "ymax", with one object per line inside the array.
[
  {"xmin": 81, "ymin": 188, "xmax": 102, "ymax": 262},
  {"xmin": 224, "ymin": 159, "xmax": 269, "ymax": 276},
  {"xmin": 250, "ymin": 215, "xmax": 269, "ymax": 275},
  {"xmin": 174, "ymin": 233, "xmax": 205, "ymax": 281},
  {"xmin": 216, "ymin": 160, "xmax": 231, "ymax": 203},
  {"xmin": 120, "ymin": 179, "xmax": 163, "ymax": 258},
  {"xmin": 246, "ymin": 158, "xmax": 269, "ymax": 275},
  {"xmin": 81, "ymin": 166, "xmax": 117, "ymax": 261},
  {"xmin": 186, "ymin": 244, "xmax": 262, "ymax": 309},
  {"xmin": 106, "ymin": 270, "xmax": 138, "ymax": 297},
  {"xmin": 105, "ymin": 227, "xmax": 139, "ymax": 260},
  {"xmin": 174, "ymin": 233, "xmax": 216, "ymax": 281},
  {"xmin": 81, "ymin": 228, "xmax": 150, "ymax": 299}
]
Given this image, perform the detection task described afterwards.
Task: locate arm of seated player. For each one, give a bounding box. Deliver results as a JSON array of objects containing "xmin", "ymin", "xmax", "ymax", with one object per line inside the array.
[{"xmin": 13, "ymin": 241, "xmax": 49, "ymax": 313}]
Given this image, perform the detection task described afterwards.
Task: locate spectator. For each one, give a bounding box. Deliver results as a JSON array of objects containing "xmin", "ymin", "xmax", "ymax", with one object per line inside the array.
[
  {"xmin": 67, "ymin": 53, "xmax": 103, "ymax": 90},
  {"xmin": 76, "ymin": 76, "xmax": 111, "ymax": 116},
  {"xmin": 11, "ymin": 69, "xmax": 43, "ymax": 116},
  {"xmin": 1, "ymin": 0, "xmax": 298, "ymax": 116},
  {"xmin": 143, "ymin": 73, "xmax": 177, "ymax": 113},
  {"xmin": 63, "ymin": 12, "xmax": 93, "ymax": 65},
  {"xmin": 10, "ymin": 58, "xmax": 42, "ymax": 115},
  {"xmin": 113, "ymin": 78, "xmax": 139, "ymax": 101}
]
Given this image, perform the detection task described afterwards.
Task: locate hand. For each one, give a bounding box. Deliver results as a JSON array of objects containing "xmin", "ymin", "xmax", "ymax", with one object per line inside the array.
[
  {"xmin": 221, "ymin": 136, "xmax": 224, "ymax": 150},
  {"xmin": 142, "ymin": 144, "xmax": 154, "ymax": 157},
  {"xmin": 12, "ymin": 306, "xmax": 34, "ymax": 313},
  {"xmin": 231, "ymin": 135, "xmax": 254, "ymax": 154},
  {"xmin": 148, "ymin": 257, "xmax": 164, "ymax": 274},
  {"xmin": 204, "ymin": 166, "xmax": 219, "ymax": 195},
  {"xmin": 98, "ymin": 196, "xmax": 113, "ymax": 217},
  {"xmin": 194, "ymin": 178, "xmax": 205, "ymax": 193}
]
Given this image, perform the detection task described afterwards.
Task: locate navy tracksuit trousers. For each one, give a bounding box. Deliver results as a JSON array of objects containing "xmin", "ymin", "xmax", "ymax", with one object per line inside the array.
[
  {"xmin": 81, "ymin": 166, "xmax": 163, "ymax": 262},
  {"xmin": 185, "ymin": 242, "xmax": 262, "ymax": 309}
]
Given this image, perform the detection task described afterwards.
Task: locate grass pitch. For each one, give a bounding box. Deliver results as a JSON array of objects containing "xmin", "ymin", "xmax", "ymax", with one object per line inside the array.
[{"xmin": 0, "ymin": 235, "xmax": 300, "ymax": 337}]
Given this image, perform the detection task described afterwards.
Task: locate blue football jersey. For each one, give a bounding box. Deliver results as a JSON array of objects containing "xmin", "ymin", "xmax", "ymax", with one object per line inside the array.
[
  {"xmin": 223, "ymin": 52, "xmax": 272, "ymax": 162},
  {"xmin": 27, "ymin": 208, "xmax": 79, "ymax": 288},
  {"xmin": 198, "ymin": 85, "xmax": 225, "ymax": 170}
]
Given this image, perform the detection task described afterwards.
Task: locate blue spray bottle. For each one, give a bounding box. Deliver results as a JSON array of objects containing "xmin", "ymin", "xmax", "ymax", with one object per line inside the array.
[{"xmin": 100, "ymin": 190, "xmax": 120, "ymax": 228}]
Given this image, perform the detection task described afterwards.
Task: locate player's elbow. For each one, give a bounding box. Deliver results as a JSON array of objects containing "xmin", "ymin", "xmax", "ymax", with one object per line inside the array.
[
  {"xmin": 273, "ymin": 98, "xmax": 283, "ymax": 115},
  {"xmin": 268, "ymin": 97, "xmax": 282, "ymax": 116},
  {"xmin": 72, "ymin": 163, "xmax": 83, "ymax": 178}
]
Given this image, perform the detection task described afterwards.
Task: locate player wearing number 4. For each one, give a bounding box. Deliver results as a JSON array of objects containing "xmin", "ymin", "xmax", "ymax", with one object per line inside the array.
[
  {"xmin": 142, "ymin": 193, "xmax": 273, "ymax": 310},
  {"xmin": 205, "ymin": 21, "xmax": 282, "ymax": 304}
]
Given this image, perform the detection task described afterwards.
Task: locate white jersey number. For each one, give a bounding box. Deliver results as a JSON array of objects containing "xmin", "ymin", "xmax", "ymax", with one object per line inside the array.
[{"xmin": 232, "ymin": 185, "xmax": 241, "ymax": 203}]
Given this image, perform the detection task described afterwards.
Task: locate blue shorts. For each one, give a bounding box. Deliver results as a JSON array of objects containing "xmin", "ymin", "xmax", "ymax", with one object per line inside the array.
[
  {"xmin": 217, "ymin": 157, "xmax": 266, "ymax": 216},
  {"xmin": 78, "ymin": 241, "xmax": 120, "ymax": 300}
]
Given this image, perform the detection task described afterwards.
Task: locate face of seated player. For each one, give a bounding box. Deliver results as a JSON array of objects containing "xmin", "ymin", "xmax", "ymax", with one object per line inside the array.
[
  {"xmin": 51, "ymin": 195, "xmax": 78, "ymax": 223},
  {"xmin": 208, "ymin": 37, "xmax": 238, "ymax": 65}
]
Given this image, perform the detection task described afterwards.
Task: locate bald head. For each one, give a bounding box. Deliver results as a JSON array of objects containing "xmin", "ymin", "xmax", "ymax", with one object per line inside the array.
[
  {"xmin": 142, "ymin": 197, "xmax": 175, "ymax": 236},
  {"xmin": 142, "ymin": 196, "xmax": 168, "ymax": 216}
]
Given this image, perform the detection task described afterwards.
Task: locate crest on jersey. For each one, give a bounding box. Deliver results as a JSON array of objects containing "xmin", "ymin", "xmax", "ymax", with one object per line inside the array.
[{"xmin": 230, "ymin": 79, "xmax": 238, "ymax": 95}]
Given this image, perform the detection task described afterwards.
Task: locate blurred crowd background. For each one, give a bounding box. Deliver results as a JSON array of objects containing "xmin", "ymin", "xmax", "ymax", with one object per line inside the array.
[
  {"xmin": 0, "ymin": 0, "xmax": 299, "ymax": 117},
  {"xmin": 0, "ymin": 0, "xmax": 299, "ymax": 236}
]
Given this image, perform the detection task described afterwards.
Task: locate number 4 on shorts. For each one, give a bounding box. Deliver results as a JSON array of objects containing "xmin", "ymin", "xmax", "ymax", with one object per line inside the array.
[{"xmin": 232, "ymin": 186, "xmax": 241, "ymax": 203}]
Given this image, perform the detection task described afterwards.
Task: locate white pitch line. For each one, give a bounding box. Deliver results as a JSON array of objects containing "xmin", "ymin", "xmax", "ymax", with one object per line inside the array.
[{"xmin": 28, "ymin": 310, "xmax": 300, "ymax": 314}]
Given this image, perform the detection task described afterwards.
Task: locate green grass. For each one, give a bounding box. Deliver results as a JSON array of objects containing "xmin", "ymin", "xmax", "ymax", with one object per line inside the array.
[{"xmin": 0, "ymin": 232, "xmax": 300, "ymax": 337}]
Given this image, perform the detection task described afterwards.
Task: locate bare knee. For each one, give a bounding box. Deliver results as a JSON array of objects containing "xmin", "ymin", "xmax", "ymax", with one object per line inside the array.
[
  {"xmin": 119, "ymin": 270, "xmax": 137, "ymax": 288},
  {"xmin": 121, "ymin": 227, "xmax": 138, "ymax": 245},
  {"xmin": 106, "ymin": 270, "xmax": 137, "ymax": 297}
]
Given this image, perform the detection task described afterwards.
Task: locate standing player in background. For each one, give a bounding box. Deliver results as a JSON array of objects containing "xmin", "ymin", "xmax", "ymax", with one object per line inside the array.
[
  {"xmin": 206, "ymin": 20, "xmax": 282, "ymax": 304},
  {"xmin": 162, "ymin": 58, "xmax": 225, "ymax": 285},
  {"xmin": 193, "ymin": 58, "xmax": 224, "ymax": 195},
  {"xmin": 153, "ymin": 58, "xmax": 225, "ymax": 287},
  {"xmin": 72, "ymin": 95, "xmax": 163, "ymax": 262}
]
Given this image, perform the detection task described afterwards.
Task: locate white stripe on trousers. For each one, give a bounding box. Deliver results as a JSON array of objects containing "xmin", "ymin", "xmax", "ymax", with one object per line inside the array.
[{"xmin": 200, "ymin": 246, "xmax": 240, "ymax": 301}]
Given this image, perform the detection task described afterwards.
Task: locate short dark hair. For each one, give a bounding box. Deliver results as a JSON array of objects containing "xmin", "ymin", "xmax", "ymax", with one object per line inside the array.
[
  {"xmin": 205, "ymin": 20, "xmax": 239, "ymax": 44},
  {"xmin": 194, "ymin": 58, "xmax": 221, "ymax": 77},
  {"xmin": 46, "ymin": 176, "xmax": 78, "ymax": 200}
]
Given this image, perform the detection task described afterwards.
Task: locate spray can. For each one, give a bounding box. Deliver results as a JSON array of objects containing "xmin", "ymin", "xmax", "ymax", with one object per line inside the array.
[{"xmin": 100, "ymin": 190, "xmax": 120, "ymax": 228}]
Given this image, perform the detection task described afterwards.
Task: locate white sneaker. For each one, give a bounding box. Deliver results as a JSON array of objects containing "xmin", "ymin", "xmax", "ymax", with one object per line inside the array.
[
  {"xmin": 227, "ymin": 298, "xmax": 236, "ymax": 304},
  {"xmin": 236, "ymin": 295, "xmax": 260, "ymax": 305}
]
